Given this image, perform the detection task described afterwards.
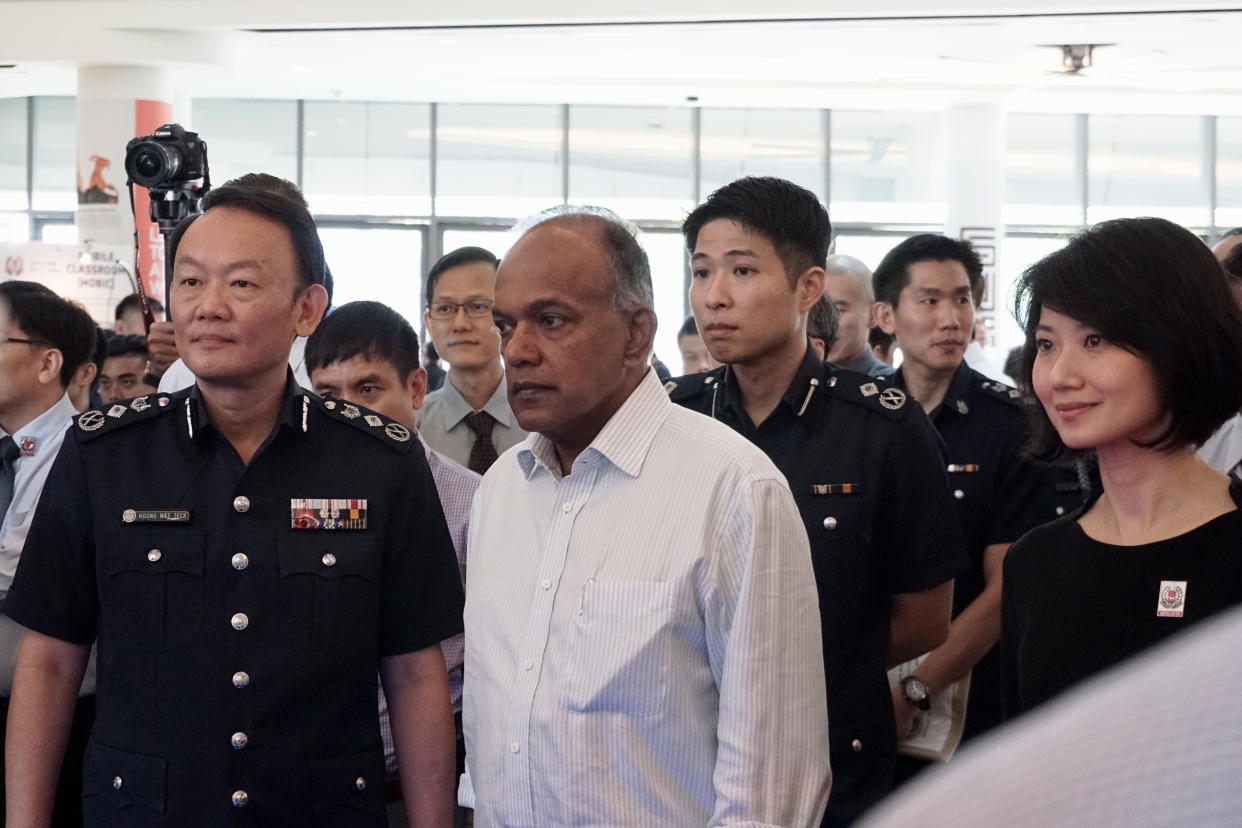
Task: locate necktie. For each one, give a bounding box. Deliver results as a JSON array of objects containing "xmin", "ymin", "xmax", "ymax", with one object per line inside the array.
[
  {"xmin": 0, "ymin": 436, "xmax": 20, "ymax": 519},
  {"xmin": 464, "ymin": 411, "xmax": 499, "ymax": 474}
]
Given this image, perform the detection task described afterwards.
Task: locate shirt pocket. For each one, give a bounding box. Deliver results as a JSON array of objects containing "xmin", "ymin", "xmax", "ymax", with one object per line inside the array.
[
  {"xmin": 103, "ymin": 529, "xmax": 205, "ymax": 652},
  {"xmin": 83, "ymin": 740, "xmax": 168, "ymax": 819},
  {"xmin": 564, "ymin": 580, "xmax": 674, "ymax": 717},
  {"xmin": 277, "ymin": 535, "xmax": 378, "ymax": 652}
]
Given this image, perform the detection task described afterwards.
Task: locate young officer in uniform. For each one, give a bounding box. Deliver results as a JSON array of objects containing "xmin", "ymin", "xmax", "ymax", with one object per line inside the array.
[
  {"xmin": 670, "ymin": 176, "xmax": 968, "ymax": 826},
  {"xmin": 872, "ymin": 234, "xmax": 1057, "ymax": 757},
  {"xmin": 4, "ymin": 182, "xmax": 464, "ymax": 827}
]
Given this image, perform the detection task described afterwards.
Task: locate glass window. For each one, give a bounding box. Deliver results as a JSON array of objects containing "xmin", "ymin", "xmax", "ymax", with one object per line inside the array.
[
  {"xmin": 303, "ymin": 101, "xmax": 431, "ymax": 216},
  {"xmin": 569, "ymin": 106, "xmax": 693, "ymax": 222},
  {"xmin": 32, "ymin": 96, "xmax": 76, "ymax": 211},
  {"xmin": 436, "ymin": 104, "xmax": 562, "ymax": 219},
  {"xmin": 1005, "ymin": 113, "xmax": 1081, "ymax": 227},
  {"xmin": 830, "ymin": 232, "xmax": 910, "ymax": 272},
  {"xmin": 831, "ymin": 110, "xmax": 947, "ymax": 225},
  {"xmin": 1217, "ymin": 117, "xmax": 1242, "ymax": 230},
  {"xmin": 641, "ymin": 230, "xmax": 689, "ymax": 370},
  {"xmin": 189, "ymin": 99, "xmax": 298, "ymax": 189},
  {"xmin": 1087, "ymin": 114, "xmax": 1209, "ymax": 227},
  {"xmin": 0, "ymin": 97, "xmax": 27, "ymax": 211},
  {"xmin": 318, "ymin": 226, "xmax": 425, "ymax": 329},
  {"xmin": 40, "ymin": 222, "xmax": 78, "ymax": 244},
  {"xmin": 699, "ymin": 108, "xmax": 824, "ymax": 201},
  {"xmin": 440, "ymin": 225, "xmax": 519, "ymax": 264},
  {"xmin": 0, "ymin": 212, "xmax": 30, "ymax": 244},
  {"xmin": 996, "ymin": 235, "xmax": 1070, "ymax": 350}
]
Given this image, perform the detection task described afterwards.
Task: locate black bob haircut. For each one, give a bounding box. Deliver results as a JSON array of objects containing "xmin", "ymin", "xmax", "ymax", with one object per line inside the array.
[
  {"xmin": 166, "ymin": 174, "xmax": 329, "ymax": 299},
  {"xmin": 305, "ymin": 301, "xmax": 421, "ymax": 383},
  {"xmin": 1013, "ymin": 216, "xmax": 1242, "ymax": 459},
  {"xmin": 806, "ymin": 294, "xmax": 840, "ymax": 353},
  {"xmin": 872, "ymin": 234, "xmax": 984, "ymax": 308},
  {"xmin": 0, "ymin": 281, "xmax": 96, "ymax": 389},
  {"xmin": 682, "ymin": 177, "xmax": 831, "ymax": 285},
  {"xmin": 424, "ymin": 246, "xmax": 499, "ymax": 309}
]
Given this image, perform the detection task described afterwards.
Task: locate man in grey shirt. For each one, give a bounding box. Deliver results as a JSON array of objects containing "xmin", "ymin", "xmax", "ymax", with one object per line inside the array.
[
  {"xmin": 823, "ymin": 254, "xmax": 895, "ymax": 378},
  {"xmin": 418, "ymin": 247, "xmax": 526, "ymax": 474}
]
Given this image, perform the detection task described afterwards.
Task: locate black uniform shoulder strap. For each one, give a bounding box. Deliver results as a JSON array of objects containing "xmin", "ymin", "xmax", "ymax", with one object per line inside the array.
[
  {"xmin": 823, "ymin": 369, "xmax": 910, "ymax": 421},
  {"xmin": 315, "ymin": 396, "xmax": 414, "ymax": 454},
  {"xmin": 74, "ymin": 394, "xmax": 178, "ymax": 441}
]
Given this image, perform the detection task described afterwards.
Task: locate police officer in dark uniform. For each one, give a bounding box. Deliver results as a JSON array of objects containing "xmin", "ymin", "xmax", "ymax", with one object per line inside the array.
[
  {"xmin": 4, "ymin": 181, "xmax": 463, "ymax": 827},
  {"xmin": 672, "ymin": 177, "xmax": 968, "ymax": 826},
  {"xmin": 872, "ymin": 234, "xmax": 1057, "ymax": 765}
]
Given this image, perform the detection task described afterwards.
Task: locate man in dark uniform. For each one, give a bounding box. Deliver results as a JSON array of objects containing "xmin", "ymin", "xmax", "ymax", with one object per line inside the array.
[
  {"xmin": 669, "ymin": 176, "xmax": 968, "ymax": 826},
  {"xmin": 872, "ymin": 234, "xmax": 1057, "ymax": 759},
  {"xmin": 4, "ymin": 182, "xmax": 463, "ymax": 827}
]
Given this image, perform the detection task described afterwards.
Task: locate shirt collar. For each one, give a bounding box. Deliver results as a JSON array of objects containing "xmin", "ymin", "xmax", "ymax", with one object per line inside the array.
[
  {"xmin": 894, "ymin": 360, "xmax": 975, "ymax": 418},
  {"xmin": 185, "ymin": 370, "xmax": 305, "ymax": 443},
  {"xmin": 438, "ymin": 372, "xmax": 517, "ymax": 430},
  {"xmin": 717, "ymin": 341, "xmax": 827, "ymax": 422},
  {"xmin": 517, "ymin": 368, "xmax": 669, "ymax": 481},
  {"xmin": 10, "ymin": 392, "xmax": 78, "ymax": 457}
]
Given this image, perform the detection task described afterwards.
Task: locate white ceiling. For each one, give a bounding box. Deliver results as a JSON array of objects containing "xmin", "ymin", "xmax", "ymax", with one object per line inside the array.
[{"xmin": 2, "ymin": 0, "xmax": 1242, "ymax": 114}]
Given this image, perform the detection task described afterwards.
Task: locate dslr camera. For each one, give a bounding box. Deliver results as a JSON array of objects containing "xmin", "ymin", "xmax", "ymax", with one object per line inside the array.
[{"xmin": 124, "ymin": 123, "xmax": 207, "ymax": 191}]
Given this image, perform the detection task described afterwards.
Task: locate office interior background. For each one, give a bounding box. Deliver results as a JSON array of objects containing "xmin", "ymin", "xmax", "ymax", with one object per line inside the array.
[{"xmin": 3, "ymin": 0, "xmax": 1242, "ymax": 362}]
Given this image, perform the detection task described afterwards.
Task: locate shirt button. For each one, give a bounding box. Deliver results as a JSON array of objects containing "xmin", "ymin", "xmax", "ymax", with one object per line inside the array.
[
  {"xmin": 231, "ymin": 553, "xmax": 249, "ymax": 571},
  {"xmin": 322, "ymin": 553, "xmax": 337, "ymax": 567},
  {"xmin": 232, "ymin": 671, "xmax": 250, "ymax": 689},
  {"xmin": 823, "ymin": 516, "xmax": 838, "ymax": 530},
  {"xmin": 231, "ymin": 790, "xmax": 249, "ymax": 808},
  {"xmin": 233, "ymin": 496, "xmax": 251, "ymax": 513},
  {"xmin": 540, "ymin": 579, "xmax": 551, "ymax": 590},
  {"xmin": 523, "ymin": 659, "xmax": 533, "ymax": 671},
  {"xmin": 231, "ymin": 612, "xmax": 249, "ymax": 631},
  {"xmin": 954, "ymin": 489, "xmax": 965, "ymax": 500},
  {"xmin": 509, "ymin": 742, "xmax": 520, "ymax": 754},
  {"xmin": 146, "ymin": 548, "xmax": 162, "ymax": 562},
  {"xmin": 231, "ymin": 731, "xmax": 249, "ymax": 750},
  {"xmin": 562, "ymin": 503, "xmax": 572, "ymax": 513},
  {"xmin": 1056, "ymin": 506, "xmax": 1066, "ymax": 516},
  {"xmin": 112, "ymin": 776, "xmax": 123, "ymax": 791},
  {"xmin": 355, "ymin": 776, "xmax": 367, "ymax": 791},
  {"xmin": 851, "ymin": 738, "xmax": 863, "ymax": 753}
]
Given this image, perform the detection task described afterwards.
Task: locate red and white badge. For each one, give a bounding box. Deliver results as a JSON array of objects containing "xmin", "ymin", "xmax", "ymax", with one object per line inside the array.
[{"xmin": 1156, "ymin": 580, "xmax": 1187, "ymax": 618}]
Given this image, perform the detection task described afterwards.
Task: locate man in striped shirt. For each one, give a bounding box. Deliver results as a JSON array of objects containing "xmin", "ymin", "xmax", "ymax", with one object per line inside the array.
[{"xmin": 464, "ymin": 206, "xmax": 831, "ymax": 827}]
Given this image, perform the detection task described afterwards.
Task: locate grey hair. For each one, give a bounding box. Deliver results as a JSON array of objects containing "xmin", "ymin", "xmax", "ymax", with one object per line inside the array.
[{"xmin": 514, "ymin": 205, "xmax": 654, "ymax": 311}]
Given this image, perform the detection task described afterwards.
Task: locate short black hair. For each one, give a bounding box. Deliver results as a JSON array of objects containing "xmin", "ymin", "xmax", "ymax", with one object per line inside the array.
[
  {"xmin": 106, "ymin": 333, "xmax": 149, "ymax": 359},
  {"xmin": 682, "ymin": 176, "xmax": 831, "ymax": 285},
  {"xmin": 305, "ymin": 300, "xmax": 421, "ymax": 382},
  {"xmin": 0, "ymin": 281, "xmax": 96, "ymax": 389},
  {"xmin": 166, "ymin": 175, "xmax": 329, "ymax": 297},
  {"xmin": 114, "ymin": 293, "xmax": 162, "ymax": 321},
  {"xmin": 806, "ymin": 294, "xmax": 839, "ymax": 352},
  {"xmin": 869, "ymin": 325, "xmax": 894, "ymax": 350},
  {"xmin": 677, "ymin": 315, "xmax": 699, "ymax": 339},
  {"xmin": 425, "ymin": 246, "xmax": 498, "ymax": 309},
  {"xmin": 1014, "ymin": 216, "xmax": 1242, "ymax": 459},
  {"xmin": 872, "ymin": 234, "xmax": 984, "ymax": 307}
]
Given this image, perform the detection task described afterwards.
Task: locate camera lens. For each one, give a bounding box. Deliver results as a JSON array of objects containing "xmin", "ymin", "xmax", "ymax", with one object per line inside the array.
[{"xmin": 126, "ymin": 141, "xmax": 180, "ymax": 188}]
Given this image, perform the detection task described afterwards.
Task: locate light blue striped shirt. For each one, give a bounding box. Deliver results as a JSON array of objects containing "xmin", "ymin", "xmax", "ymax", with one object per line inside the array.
[{"xmin": 464, "ymin": 369, "xmax": 831, "ymax": 827}]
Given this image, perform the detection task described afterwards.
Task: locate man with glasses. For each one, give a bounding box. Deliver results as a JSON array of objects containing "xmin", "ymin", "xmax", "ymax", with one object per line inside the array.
[
  {"xmin": 419, "ymin": 247, "xmax": 527, "ymax": 474},
  {"xmin": 0, "ymin": 280, "xmax": 97, "ymax": 824}
]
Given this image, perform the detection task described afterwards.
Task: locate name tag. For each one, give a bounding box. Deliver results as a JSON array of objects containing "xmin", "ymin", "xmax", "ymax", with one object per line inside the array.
[
  {"xmin": 121, "ymin": 509, "xmax": 192, "ymax": 524},
  {"xmin": 291, "ymin": 498, "xmax": 368, "ymax": 530}
]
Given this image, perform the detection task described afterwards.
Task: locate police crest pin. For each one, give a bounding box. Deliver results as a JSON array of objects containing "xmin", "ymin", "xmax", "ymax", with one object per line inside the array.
[
  {"xmin": 1157, "ymin": 580, "xmax": 1187, "ymax": 618},
  {"xmin": 78, "ymin": 410, "xmax": 105, "ymax": 431},
  {"xmin": 879, "ymin": 388, "xmax": 906, "ymax": 410},
  {"xmin": 860, "ymin": 382, "xmax": 879, "ymax": 398},
  {"xmin": 18, "ymin": 436, "xmax": 36, "ymax": 457}
]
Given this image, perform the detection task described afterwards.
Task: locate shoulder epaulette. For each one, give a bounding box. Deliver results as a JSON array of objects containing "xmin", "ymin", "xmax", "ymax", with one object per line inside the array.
[
  {"xmin": 665, "ymin": 368, "xmax": 719, "ymax": 404},
  {"xmin": 824, "ymin": 369, "xmax": 909, "ymax": 421},
  {"xmin": 74, "ymin": 394, "xmax": 177, "ymax": 440},
  {"xmin": 977, "ymin": 378, "xmax": 1025, "ymax": 407},
  {"xmin": 316, "ymin": 396, "xmax": 414, "ymax": 454}
]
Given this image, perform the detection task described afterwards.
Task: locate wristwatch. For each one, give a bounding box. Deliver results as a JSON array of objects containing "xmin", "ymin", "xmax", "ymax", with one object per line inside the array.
[{"xmin": 901, "ymin": 675, "xmax": 931, "ymax": 711}]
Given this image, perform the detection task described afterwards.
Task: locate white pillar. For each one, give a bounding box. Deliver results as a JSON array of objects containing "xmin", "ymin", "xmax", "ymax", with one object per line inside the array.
[
  {"xmin": 945, "ymin": 104, "xmax": 1005, "ymax": 339},
  {"xmin": 76, "ymin": 65, "xmax": 175, "ymax": 304}
]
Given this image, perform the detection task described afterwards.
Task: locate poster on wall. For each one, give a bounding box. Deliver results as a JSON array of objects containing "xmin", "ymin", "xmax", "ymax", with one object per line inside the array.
[
  {"xmin": 75, "ymin": 97, "xmax": 172, "ymax": 303},
  {"xmin": 0, "ymin": 242, "xmax": 138, "ymax": 325}
]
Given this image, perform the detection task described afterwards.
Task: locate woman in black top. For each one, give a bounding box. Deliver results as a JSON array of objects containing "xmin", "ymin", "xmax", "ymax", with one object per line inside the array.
[{"xmin": 1002, "ymin": 217, "xmax": 1242, "ymax": 716}]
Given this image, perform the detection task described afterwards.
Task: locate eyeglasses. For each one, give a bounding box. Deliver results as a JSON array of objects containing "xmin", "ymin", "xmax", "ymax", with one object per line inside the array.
[
  {"xmin": 0, "ymin": 337, "xmax": 49, "ymax": 347},
  {"xmin": 427, "ymin": 300, "xmax": 494, "ymax": 321}
]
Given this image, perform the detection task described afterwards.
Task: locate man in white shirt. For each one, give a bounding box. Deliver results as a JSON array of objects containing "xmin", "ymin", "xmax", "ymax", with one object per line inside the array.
[
  {"xmin": 0, "ymin": 280, "xmax": 97, "ymax": 823},
  {"xmin": 464, "ymin": 207, "xmax": 831, "ymax": 827}
]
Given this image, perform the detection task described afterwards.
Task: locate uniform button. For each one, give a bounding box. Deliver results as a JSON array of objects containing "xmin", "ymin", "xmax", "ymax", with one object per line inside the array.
[
  {"xmin": 562, "ymin": 503, "xmax": 572, "ymax": 513},
  {"xmin": 146, "ymin": 548, "xmax": 162, "ymax": 562},
  {"xmin": 231, "ymin": 790, "xmax": 249, "ymax": 808},
  {"xmin": 823, "ymin": 516, "xmax": 838, "ymax": 530},
  {"xmin": 509, "ymin": 742, "xmax": 520, "ymax": 753},
  {"xmin": 1056, "ymin": 506, "xmax": 1066, "ymax": 516},
  {"xmin": 233, "ymin": 496, "xmax": 250, "ymax": 513},
  {"xmin": 231, "ymin": 612, "xmax": 249, "ymax": 631},
  {"xmin": 954, "ymin": 489, "xmax": 965, "ymax": 500},
  {"xmin": 232, "ymin": 671, "xmax": 250, "ymax": 689},
  {"xmin": 322, "ymin": 553, "xmax": 337, "ymax": 567},
  {"xmin": 851, "ymin": 739, "xmax": 863, "ymax": 753},
  {"xmin": 112, "ymin": 776, "xmax": 123, "ymax": 790},
  {"xmin": 231, "ymin": 553, "xmax": 249, "ymax": 571},
  {"xmin": 355, "ymin": 776, "xmax": 367, "ymax": 791},
  {"xmin": 231, "ymin": 731, "xmax": 249, "ymax": 750},
  {"xmin": 522, "ymin": 659, "xmax": 533, "ymax": 671},
  {"xmin": 540, "ymin": 579, "xmax": 551, "ymax": 590}
]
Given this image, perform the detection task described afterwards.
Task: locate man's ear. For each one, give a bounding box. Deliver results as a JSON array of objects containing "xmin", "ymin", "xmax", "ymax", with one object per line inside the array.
[
  {"xmin": 294, "ymin": 284, "xmax": 330, "ymax": 338},
  {"xmin": 408, "ymin": 366, "xmax": 429, "ymax": 411},
  {"xmin": 37, "ymin": 347, "xmax": 64, "ymax": 389},
  {"xmin": 625, "ymin": 306, "xmax": 658, "ymax": 369},
  {"xmin": 797, "ymin": 267, "xmax": 827, "ymax": 313},
  {"xmin": 874, "ymin": 301, "xmax": 898, "ymax": 336}
]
